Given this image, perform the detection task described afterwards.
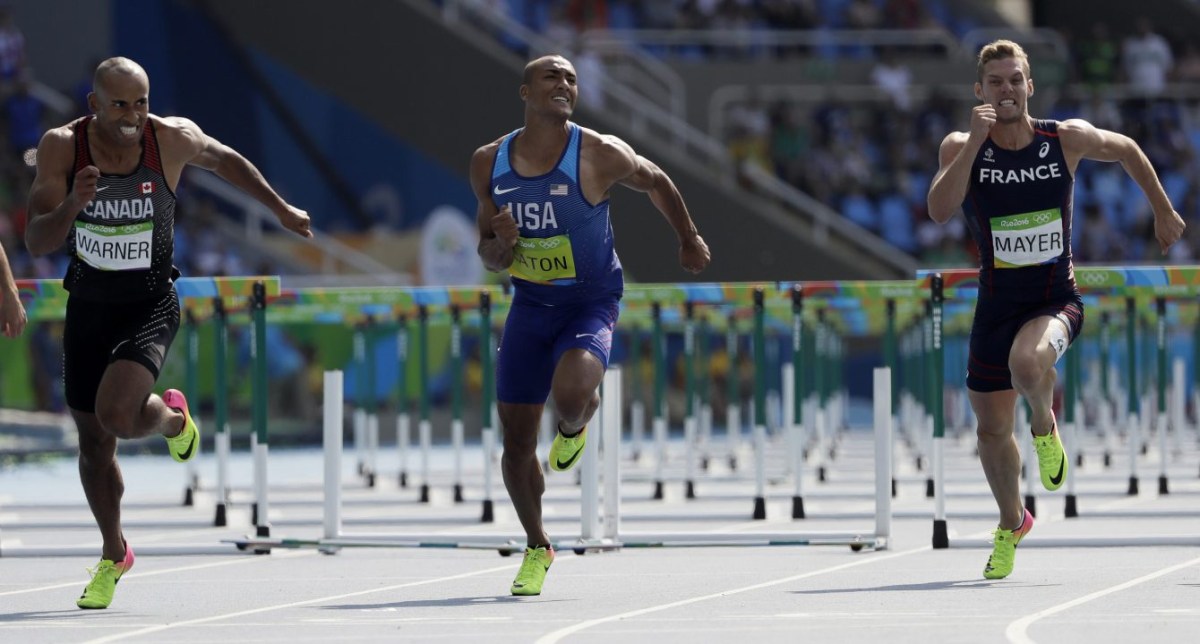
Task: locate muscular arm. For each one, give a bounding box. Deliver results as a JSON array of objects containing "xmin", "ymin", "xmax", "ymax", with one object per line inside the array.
[
  {"xmin": 167, "ymin": 117, "xmax": 312, "ymax": 238},
  {"xmin": 607, "ymin": 136, "xmax": 709, "ymax": 273},
  {"xmin": 25, "ymin": 128, "xmax": 96, "ymax": 257},
  {"xmin": 1060, "ymin": 119, "xmax": 1169, "ymax": 211},
  {"xmin": 926, "ymin": 132, "xmax": 979, "ymax": 224},
  {"xmin": 471, "ymin": 144, "xmax": 516, "ymax": 272},
  {"xmin": 1060, "ymin": 118, "xmax": 1185, "ymax": 253}
]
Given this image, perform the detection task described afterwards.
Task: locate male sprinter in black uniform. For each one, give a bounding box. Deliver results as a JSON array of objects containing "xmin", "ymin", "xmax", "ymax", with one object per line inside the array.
[
  {"xmin": 928, "ymin": 40, "xmax": 1185, "ymax": 579},
  {"xmin": 25, "ymin": 57, "xmax": 312, "ymax": 609}
]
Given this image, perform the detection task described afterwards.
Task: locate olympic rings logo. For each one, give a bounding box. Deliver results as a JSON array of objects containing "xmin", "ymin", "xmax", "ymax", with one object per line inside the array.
[
  {"xmin": 1033, "ymin": 212, "xmax": 1052, "ymax": 225},
  {"xmin": 1077, "ymin": 270, "xmax": 1110, "ymax": 286},
  {"xmin": 536, "ymin": 239, "xmax": 562, "ymax": 250}
]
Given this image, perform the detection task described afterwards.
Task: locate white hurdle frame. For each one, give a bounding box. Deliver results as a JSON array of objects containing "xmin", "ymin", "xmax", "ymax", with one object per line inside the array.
[{"xmin": 232, "ymin": 366, "xmax": 891, "ymax": 554}]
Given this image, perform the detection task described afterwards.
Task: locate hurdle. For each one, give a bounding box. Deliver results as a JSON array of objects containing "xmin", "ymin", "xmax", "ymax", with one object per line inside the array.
[{"xmin": 228, "ymin": 336, "xmax": 893, "ymax": 554}]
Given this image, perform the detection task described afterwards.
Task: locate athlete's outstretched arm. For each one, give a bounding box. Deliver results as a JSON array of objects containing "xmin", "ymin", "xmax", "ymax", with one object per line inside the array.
[
  {"xmin": 927, "ymin": 105, "xmax": 997, "ymax": 224},
  {"xmin": 1059, "ymin": 118, "xmax": 1185, "ymax": 254},
  {"xmin": 25, "ymin": 128, "xmax": 99, "ymax": 257},
  {"xmin": 169, "ymin": 117, "xmax": 312, "ymax": 239},
  {"xmin": 609, "ymin": 137, "xmax": 710, "ymax": 274},
  {"xmin": 0, "ymin": 241, "xmax": 26, "ymax": 337},
  {"xmin": 471, "ymin": 144, "xmax": 518, "ymax": 272}
]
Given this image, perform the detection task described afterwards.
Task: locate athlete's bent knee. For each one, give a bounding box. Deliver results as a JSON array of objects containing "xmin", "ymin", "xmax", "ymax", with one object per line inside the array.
[{"xmin": 94, "ymin": 401, "xmax": 140, "ymax": 439}]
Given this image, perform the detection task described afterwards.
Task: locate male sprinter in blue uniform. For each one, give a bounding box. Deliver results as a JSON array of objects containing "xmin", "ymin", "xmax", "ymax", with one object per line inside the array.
[
  {"xmin": 471, "ymin": 54, "xmax": 710, "ymax": 596},
  {"xmin": 928, "ymin": 40, "xmax": 1184, "ymax": 579},
  {"xmin": 26, "ymin": 57, "xmax": 312, "ymax": 609}
]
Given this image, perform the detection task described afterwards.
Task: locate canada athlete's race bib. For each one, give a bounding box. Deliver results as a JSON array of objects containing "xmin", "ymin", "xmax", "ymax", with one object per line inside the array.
[
  {"xmin": 75, "ymin": 221, "xmax": 154, "ymax": 271},
  {"xmin": 509, "ymin": 234, "xmax": 576, "ymax": 283},
  {"xmin": 990, "ymin": 208, "xmax": 1063, "ymax": 268}
]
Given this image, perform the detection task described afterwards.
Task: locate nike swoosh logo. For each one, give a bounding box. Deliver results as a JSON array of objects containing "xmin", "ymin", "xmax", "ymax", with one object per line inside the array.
[
  {"xmin": 178, "ymin": 428, "xmax": 197, "ymax": 460},
  {"xmin": 555, "ymin": 449, "xmax": 583, "ymax": 471},
  {"xmin": 1048, "ymin": 454, "xmax": 1064, "ymax": 487},
  {"xmin": 97, "ymin": 186, "xmax": 110, "ymax": 193},
  {"xmin": 493, "ymin": 185, "xmax": 520, "ymax": 195},
  {"xmin": 575, "ymin": 333, "xmax": 599, "ymax": 339}
]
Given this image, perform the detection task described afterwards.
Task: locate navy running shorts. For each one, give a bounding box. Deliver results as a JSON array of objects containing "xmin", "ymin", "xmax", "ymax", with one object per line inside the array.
[
  {"xmin": 496, "ymin": 296, "xmax": 620, "ymax": 405},
  {"xmin": 966, "ymin": 293, "xmax": 1084, "ymax": 393}
]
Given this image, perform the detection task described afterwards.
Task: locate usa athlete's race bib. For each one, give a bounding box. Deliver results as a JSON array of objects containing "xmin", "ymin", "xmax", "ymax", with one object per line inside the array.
[
  {"xmin": 75, "ymin": 221, "xmax": 154, "ymax": 271},
  {"xmin": 509, "ymin": 234, "xmax": 576, "ymax": 283},
  {"xmin": 990, "ymin": 208, "xmax": 1063, "ymax": 268}
]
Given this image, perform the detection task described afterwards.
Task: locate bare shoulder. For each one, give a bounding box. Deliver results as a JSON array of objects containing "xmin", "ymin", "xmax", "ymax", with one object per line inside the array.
[
  {"xmin": 935, "ymin": 130, "xmax": 970, "ymax": 165},
  {"xmin": 1054, "ymin": 118, "xmax": 1098, "ymax": 150},
  {"xmin": 151, "ymin": 114, "xmax": 203, "ymax": 145},
  {"xmin": 939, "ymin": 130, "xmax": 970, "ymax": 151},
  {"xmin": 35, "ymin": 121, "xmax": 80, "ymax": 169},
  {"xmin": 470, "ymin": 136, "xmax": 504, "ymax": 169},
  {"xmin": 580, "ymin": 127, "xmax": 637, "ymax": 172}
]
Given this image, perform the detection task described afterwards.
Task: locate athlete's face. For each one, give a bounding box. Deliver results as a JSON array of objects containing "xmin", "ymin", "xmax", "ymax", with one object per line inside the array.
[
  {"xmin": 89, "ymin": 71, "xmax": 150, "ymax": 148},
  {"xmin": 521, "ymin": 58, "xmax": 577, "ymax": 118},
  {"xmin": 975, "ymin": 57, "xmax": 1032, "ymax": 124}
]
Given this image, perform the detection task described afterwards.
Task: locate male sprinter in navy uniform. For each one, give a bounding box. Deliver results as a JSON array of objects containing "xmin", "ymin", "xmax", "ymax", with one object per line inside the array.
[
  {"xmin": 25, "ymin": 57, "xmax": 312, "ymax": 609},
  {"xmin": 471, "ymin": 55, "xmax": 710, "ymax": 596},
  {"xmin": 928, "ymin": 40, "xmax": 1185, "ymax": 579}
]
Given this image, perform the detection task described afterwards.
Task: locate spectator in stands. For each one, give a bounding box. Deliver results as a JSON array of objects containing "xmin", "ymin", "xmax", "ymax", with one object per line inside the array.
[
  {"xmin": 4, "ymin": 74, "xmax": 46, "ymax": 162},
  {"xmin": 0, "ymin": 6, "xmax": 26, "ymax": 94},
  {"xmin": 1076, "ymin": 22, "xmax": 1120, "ymax": 91},
  {"xmin": 870, "ymin": 48, "xmax": 914, "ymax": 112},
  {"xmin": 1122, "ymin": 17, "xmax": 1173, "ymax": 98},
  {"xmin": 845, "ymin": 0, "xmax": 883, "ymax": 30}
]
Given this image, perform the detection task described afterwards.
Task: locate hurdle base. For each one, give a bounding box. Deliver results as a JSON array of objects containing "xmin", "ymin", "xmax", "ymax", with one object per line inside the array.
[
  {"xmin": 652, "ymin": 480, "xmax": 664, "ymax": 500},
  {"xmin": 183, "ymin": 486, "xmax": 194, "ymax": 507},
  {"xmin": 932, "ymin": 519, "xmax": 949, "ymax": 549},
  {"xmin": 792, "ymin": 496, "xmax": 805, "ymax": 519},
  {"xmin": 1127, "ymin": 476, "xmax": 1139, "ymax": 495},
  {"xmin": 481, "ymin": 499, "xmax": 494, "ymax": 523},
  {"xmin": 1064, "ymin": 494, "xmax": 1078, "ymax": 518},
  {"xmin": 420, "ymin": 484, "xmax": 430, "ymax": 503},
  {"xmin": 752, "ymin": 496, "xmax": 766, "ymax": 520},
  {"xmin": 454, "ymin": 484, "xmax": 464, "ymax": 503},
  {"xmin": 891, "ymin": 478, "xmax": 897, "ymax": 499},
  {"xmin": 399, "ymin": 471, "xmax": 408, "ymax": 488},
  {"xmin": 214, "ymin": 503, "xmax": 228, "ymax": 527},
  {"xmin": 686, "ymin": 481, "xmax": 696, "ymax": 499},
  {"xmin": 366, "ymin": 472, "xmax": 376, "ymax": 488},
  {"xmin": 254, "ymin": 524, "xmax": 271, "ymax": 555},
  {"xmin": 1158, "ymin": 476, "xmax": 1169, "ymax": 495},
  {"xmin": 925, "ymin": 478, "xmax": 934, "ymax": 498},
  {"xmin": 1024, "ymin": 494, "xmax": 1036, "ymax": 517},
  {"xmin": 817, "ymin": 466, "xmax": 827, "ymax": 483}
]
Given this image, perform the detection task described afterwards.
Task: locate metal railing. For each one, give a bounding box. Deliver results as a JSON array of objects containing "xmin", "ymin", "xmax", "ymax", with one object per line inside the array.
[{"xmin": 186, "ymin": 169, "xmax": 406, "ymax": 284}]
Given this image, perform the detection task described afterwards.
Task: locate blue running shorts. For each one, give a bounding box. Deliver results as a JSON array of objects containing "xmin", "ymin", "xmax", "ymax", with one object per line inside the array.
[{"xmin": 496, "ymin": 296, "xmax": 620, "ymax": 404}]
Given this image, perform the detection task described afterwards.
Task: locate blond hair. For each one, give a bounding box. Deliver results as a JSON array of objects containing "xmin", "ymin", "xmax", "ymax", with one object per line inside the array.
[{"xmin": 976, "ymin": 39, "xmax": 1030, "ymax": 80}]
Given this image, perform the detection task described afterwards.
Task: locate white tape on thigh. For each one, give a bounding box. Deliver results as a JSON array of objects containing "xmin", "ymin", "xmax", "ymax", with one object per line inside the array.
[{"xmin": 1047, "ymin": 319, "xmax": 1069, "ymax": 364}]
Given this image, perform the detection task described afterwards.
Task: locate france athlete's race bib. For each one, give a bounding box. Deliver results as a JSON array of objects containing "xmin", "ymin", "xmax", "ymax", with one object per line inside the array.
[
  {"xmin": 75, "ymin": 221, "xmax": 154, "ymax": 271},
  {"xmin": 990, "ymin": 208, "xmax": 1063, "ymax": 268},
  {"xmin": 509, "ymin": 234, "xmax": 576, "ymax": 283}
]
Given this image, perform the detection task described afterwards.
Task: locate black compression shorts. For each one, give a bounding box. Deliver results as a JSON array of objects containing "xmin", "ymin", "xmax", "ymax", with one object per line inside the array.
[
  {"xmin": 966, "ymin": 292, "xmax": 1084, "ymax": 393},
  {"xmin": 63, "ymin": 287, "xmax": 181, "ymax": 413}
]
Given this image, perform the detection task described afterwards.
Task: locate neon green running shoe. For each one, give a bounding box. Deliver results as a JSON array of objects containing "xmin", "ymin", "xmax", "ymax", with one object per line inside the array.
[
  {"xmin": 77, "ymin": 542, "xmax": 135, "ymax": 609},
  {"xmin": 163, "ymin": 389, "xmax": 200, "ymax": 463},
  {"xmin": 1033, "ymin": 423, "xmax": 1067, "ymax": 491},
  {"xmin": 548, "ymin": 426, "xmax": 586, "ymax": 472},
  {"xmin": 511, "ymin": 545, "xmax": 554, "ymax": 596},
  {"xmin": 983, "ymin": 508, "xmax": 1033, "ymax": 580}
]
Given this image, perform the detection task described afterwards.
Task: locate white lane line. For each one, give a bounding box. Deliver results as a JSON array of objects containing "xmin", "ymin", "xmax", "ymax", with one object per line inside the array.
[
  {"xmin": 1005, "ymin": 554, "xmax": 1200, "ymax": 644},
  {"xmin": 80, "ymin": 561, "xmax": 525, "ymax": 644},
  {"xmin": 534, "ymin": 545, "xmax": 931, "ymax": 644},
  {"xmin": 0, "ymin": 551, "xmax": 313, "ymax": 598}
]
